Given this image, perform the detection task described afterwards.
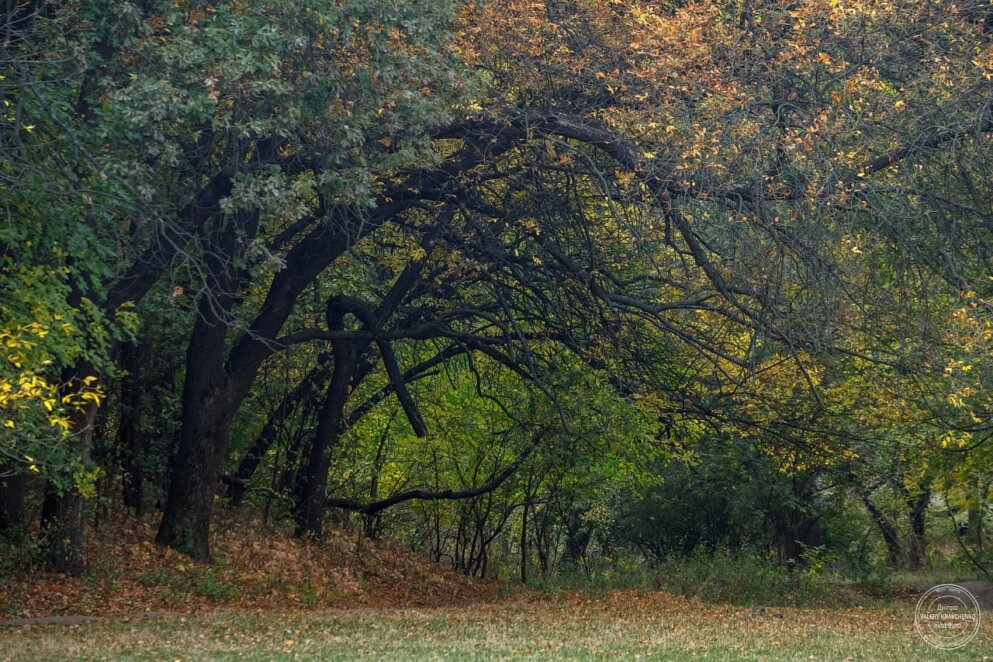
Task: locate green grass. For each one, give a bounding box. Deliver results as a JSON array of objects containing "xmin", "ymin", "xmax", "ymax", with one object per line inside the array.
[
  {"xmin": 1, "ymin": 591, "xmax": 989, "ymax": 661},
  {"xmin": 519, "ymin": 547, "xmax": 899, "ymax": 608}
]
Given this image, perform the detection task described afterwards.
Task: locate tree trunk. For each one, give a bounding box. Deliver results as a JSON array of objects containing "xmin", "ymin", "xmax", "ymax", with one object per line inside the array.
[
  {"xmin": 562, "ymin": 515, "xmax": 591, "ymax": 569},
  {"xmin": 295, "ymin": 338, "xmax": 357, "ymax": 538},
  {"xmin": 362, "ymin": 416, "xmax": 393, "ymax": 540},
  {"xmin": 967, "ymin": 506, "xmax": 983, "ymax": 547},
  {"xmin": 38, "ymin": 396, "xmax": 97, "ymax": 575},
  {"xmin": 156, "ymin": 205, "xmax": 264, "ymax": 559},
  {"xmin": 860, "ymin": 493, "xmax": 902, "ymax": 566},
  {"xmin": 0, "ymin": 470, "xmax": 25, "ymax": 533},
  {"xmin": 155, "ymin": 309, "xmax": 235, "ymax": 560},
  {"xmin": 907, "ymin": 486, "xmax": 930, "ymax": 568},
  {"xmin": 119, "ymin": 341, "xmax": 145, "ymax": 515},
  {"xmin": 278, "ymin": 429, "xmax": 308, "ymax": 496},
  {"xmin": 520, "ymin": 496, "xmax": 529, "ymax": 583}
]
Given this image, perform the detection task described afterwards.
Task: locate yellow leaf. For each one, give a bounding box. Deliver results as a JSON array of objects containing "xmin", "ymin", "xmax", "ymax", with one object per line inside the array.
[{"xmin": 49, "ymin": 415, "xmax": 70, "ymax": 431}]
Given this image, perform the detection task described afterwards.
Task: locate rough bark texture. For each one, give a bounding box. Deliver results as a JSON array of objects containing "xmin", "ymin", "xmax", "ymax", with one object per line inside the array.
[
  {"xmin": 155, "ymin": 204, "xmax": 262, "ymax": 559},
  {"xmin": 968, "ymin": 506, "xmax": 983, "ymax": 547},
  {"xmin": 154, "ymin": 309, "xmax": 236, "ymax": 560}
]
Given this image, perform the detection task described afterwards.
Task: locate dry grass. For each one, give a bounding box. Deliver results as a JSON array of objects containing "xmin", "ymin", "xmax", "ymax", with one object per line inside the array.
[
  {"xmin": 1, "ymin": 589, "xmax": 990, "ymax": 660},
  {"xmin": 2, "ymin": 512, "xmax": 990, "ymax": 659}
]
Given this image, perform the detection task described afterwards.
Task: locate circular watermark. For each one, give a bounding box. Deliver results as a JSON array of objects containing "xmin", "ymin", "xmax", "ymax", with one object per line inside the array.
[{"xmin": 915, "ymin": 583, "xmax": 982, "ymax": 650}]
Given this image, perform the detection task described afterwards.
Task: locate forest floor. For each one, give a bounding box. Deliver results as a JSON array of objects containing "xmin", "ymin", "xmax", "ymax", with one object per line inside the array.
[
  {"xmin": 0, "ymin": 510, "xmax": 495, "ymax": 618},
  {"xmin": 1, "ymin": 511, "xmax": 991, "ymax": 659}
]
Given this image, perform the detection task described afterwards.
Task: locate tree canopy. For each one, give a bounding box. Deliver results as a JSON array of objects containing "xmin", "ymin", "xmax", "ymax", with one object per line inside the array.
[{"xmin": 2, "ymin": 0, "xmax": 993, "ymax": 579}]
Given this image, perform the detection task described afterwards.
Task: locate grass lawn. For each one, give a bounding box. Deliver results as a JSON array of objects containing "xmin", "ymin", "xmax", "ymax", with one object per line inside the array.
[{"xmin": 1, "ymin": 590, "xmax": 989, "ymax": 661}]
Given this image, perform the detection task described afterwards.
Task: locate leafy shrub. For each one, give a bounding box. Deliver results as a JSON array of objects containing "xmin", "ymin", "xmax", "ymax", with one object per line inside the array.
[
  {"xmin": 654, "ymin": 546, "xmax": 848, "ymax": 607},
  {"xmin": 193, "ymin": 570, "xmax": 239, "ymax": 601}
]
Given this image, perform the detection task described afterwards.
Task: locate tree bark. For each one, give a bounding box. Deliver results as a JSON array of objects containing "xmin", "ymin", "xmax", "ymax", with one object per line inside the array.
[
  {"xmin": 118, "ymin": 341, "xmax": 144, "ymax": 515},
  {"xmin": 0, "ymin": 470, "xmax": 25, "ymax": 533},
  {"xmin": 34, "ymin": 173, "xmax": 235, "ymax": 569},
  {"xmin": 907, "ymin": 486, "xmax": 930, "ymax": 568},
  {"xmin": 967, "ymin": 506, "xmax": 983, "ymax": 547},
  {"xmin": 860, "ymin": 493, "xmax": 902, "ymax": 566},
  {"xmin": 156, "ymin": 145, "xmax": 506, "ymax": 558},
  {"xmin": 156, "ymin": 202, "xmax": 264, "ymax": 559},
  {"xmin": 295, "ymin": 334, "xmax": 358, "ymax": 538},
  {"xmin": 38, "ymin": 393, "xmax": 97, "ymax": 575},
  {"xmin": 520, "ymin": 496, "xmax": 529, "ymax": 584},
  {"xmin": 155, "ymin": 309, "xmax": 236, "ymax": 560}
]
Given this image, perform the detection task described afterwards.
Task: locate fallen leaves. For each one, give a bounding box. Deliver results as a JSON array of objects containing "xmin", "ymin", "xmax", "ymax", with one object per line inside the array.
[{"xmin": 0, "ymin": 509, "xmax": 495, "ymax": 620}]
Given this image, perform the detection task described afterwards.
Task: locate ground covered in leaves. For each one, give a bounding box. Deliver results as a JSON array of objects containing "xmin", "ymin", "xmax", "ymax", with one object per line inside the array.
[
  {"xmin": 1, "ymin": 590, "xmax": 990, "ymax": 661},
  {"xmin": 0, "ymin": 510, "xmax": 493, "ymax": 618},
  {"xmin": 2, "ymin": 514, "xmax": 990, "ymax": 659}
]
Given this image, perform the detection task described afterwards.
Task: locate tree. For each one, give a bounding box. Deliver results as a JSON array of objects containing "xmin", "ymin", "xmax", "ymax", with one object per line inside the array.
[{"xmin": 6, "ymin": 0, "xmax": 993, "ymax": 575}]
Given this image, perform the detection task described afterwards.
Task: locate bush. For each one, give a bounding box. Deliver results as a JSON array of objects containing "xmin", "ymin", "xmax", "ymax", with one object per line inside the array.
[
  {"xmin": 526, "ymin": 556, "xmax": 657, "ymax": 595},
  {"xmin": 653, "ymin": 546, "xmax": 852, "ymax": 607}
]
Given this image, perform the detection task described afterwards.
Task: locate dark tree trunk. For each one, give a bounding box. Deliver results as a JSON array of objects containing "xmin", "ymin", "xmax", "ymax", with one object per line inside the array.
[
  {"xmin": 119, "ymin": 341, "xmax": 145, "ymax": 515},
  {"xmin": 861, "ymin": 493, "xmax": 902, "ymax": 566},
  {"xmin": 35, "ymin": 174, "xmax": 235, "ymax": 570},
  {"xmin": 562, "ymin": 519, "xmax": 591, "ymax": 569},
  {"xmin": 772, "ymin": 478, "xmax": 823, "ymax": 567},
  {"xmin": 362, "ymin": 417, "xmax": 393, "ymax": 540},
  {"xmin": 38, "ymin": 395, "xmax": 97, "ymax": 575},
  {"xmin": 520, "ymin": 496, "xmax": 529, "ymax": 584},
  {"xmin": 534, "ymin": 506, "xmax": 551, "ymax": 576},
  {"xmin": 278, "ymin": 429, "xmax": 308, "ymax": 496},
  {"xmin": 157, "ymin": 207, "xmax": 362, "ymax": 556},
  {"xmin": 967, "ymin": 506, "xmax": 983, "ymax": 547},
  {"xmin": 295, "ymin": 336, "xmax": 358, "ymax": 538},
  {"xmin": 907, "ymin": 486, "xmax": 930, "ymax": 568},
  {"xmin": 39, "ymin": 481, "xmax": 86, "ymax": 574},
  {"xmin": 156, "ymin": 204, "xmax": 264, "ymax": 559},
  {"xmin": 155, "ymin": 310, "xmax": 235, "ymax": 560},
  {"xmin": 0, "ymin": 470, "xmax": 25, "ymax": 533},
  {"xmin": 155, "ymin": 400, "xmax": 234, "ymax": 559},
  {"xmin": 773, "ymin": 510, "xmax": 822, "ymax": 567}
]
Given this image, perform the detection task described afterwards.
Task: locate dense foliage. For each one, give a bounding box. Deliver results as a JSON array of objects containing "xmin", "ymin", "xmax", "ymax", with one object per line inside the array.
[{"xmin": 2, "ymin": 0, "xmax": 992, "ymax": 583}]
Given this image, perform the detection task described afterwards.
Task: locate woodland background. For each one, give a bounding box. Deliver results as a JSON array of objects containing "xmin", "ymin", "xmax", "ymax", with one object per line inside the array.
[{"xmin": 2, "ymin": 1, "xmax": 993, "ymax": 606}]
